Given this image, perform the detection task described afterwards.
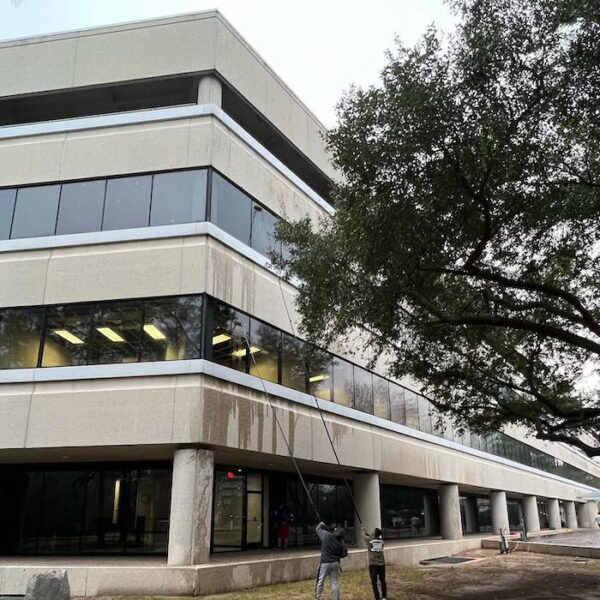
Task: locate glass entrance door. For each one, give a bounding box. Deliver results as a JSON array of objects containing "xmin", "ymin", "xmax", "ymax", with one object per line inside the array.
[
  {"xmin": 245, "ymin": 472, "xmax": 263, "ymax": 548},
  {"xmin": 213, "ymin": 468, "xmax": 263, "ymax": 552},
  {"xmin": 213, "ymin": 470, "xmax": 244, "ymax": 551}
]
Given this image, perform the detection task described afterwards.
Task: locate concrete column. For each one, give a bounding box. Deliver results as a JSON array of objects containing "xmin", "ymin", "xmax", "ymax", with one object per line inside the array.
[
  {"xmin": 490, "ymin": 491, "xmax": 510, "ymax": 534},
  {"xmin": 583, "ymin": 500, "xmax": 599, "ymax": 528},
  {"xmin": 423, "ymin": 493, "xmax": 439, "ymax": 536},
  {"xmin": 523, "ymin": 495, "xmax": 540, "ymax": 532},
  {"xmin": 197, "ymin": 75, "xmax": 222, "ymax": 107},
  {"xmin": 439, "ymin": 484, "xmax": 462, "ymax": 540},
  {"xmin": 353, "ymin": 473, "xmax": 382, "ymax": 548},
  {"xmin": 547, "ymin": 499, "xmax": 561, "ymax": 530},
  {"xmin": 463, "ymin": 497, "xmax": 479, "ymax": 533},
  {"xmin": 168, "ymin": 448, "xmax": 214, "ymax": 565},
  {"xmin": 576, "ymin": 503, "xmax": 590, "ymax": 528},
  {"xmin": 565, "ymin": 501, "xmax": 578, "ymax": 529}
]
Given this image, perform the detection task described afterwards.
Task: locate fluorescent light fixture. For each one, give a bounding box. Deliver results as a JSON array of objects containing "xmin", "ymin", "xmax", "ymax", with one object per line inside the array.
[
  {"xmin": 309, "ymin": 374, "xmax": 329, "ymax": 383},
  {"xmin": 96, "ymin": 327, "xmax": 125, "ymax": 343},
  {"xmin": 143, "ymin": 324, "xmax": 166, "ymax": 340},
  {"xmin": 231, "ymin": 346, "xmax": 260, "ymax": 357},
  {"xmin": 112, "ymin": 479, "xmax": 121, "ymax": 525},
  {"xmin": 53, "ymin": 329, "xmax": 85, "ymax": 345},
  {"xmin": 212, "ymin": 333, "xmax": 231, "ymax": 345}
]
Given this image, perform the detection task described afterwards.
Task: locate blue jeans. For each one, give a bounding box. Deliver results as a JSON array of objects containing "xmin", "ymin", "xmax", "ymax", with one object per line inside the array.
[{"xmin": 315, "ymin": 561, "xmax": 341, "ymax": 600}]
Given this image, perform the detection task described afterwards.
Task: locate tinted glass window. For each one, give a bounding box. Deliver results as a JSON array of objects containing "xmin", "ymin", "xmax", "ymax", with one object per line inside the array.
[
  {"xmin": 353, "ymin": 366, "xmax": 373, "ymax": 414},
  {"xmin": 333, "ymin": 356, "xmax": 354, "ymax": 407},
  {"xmin": 251, "ymin": 202, "xmax": 280, "ymax": 258},
  {"xmin": 249, "ymin": 318, "xmax": 280, "ymax": 383},
  {"xmin": 102, "ymin": 176, "xmax": 152, "ymax": 231},
  {"xmin": 281, "ymin": 333, "xmax": 307, "ymax": 392},
  {"xmin": 0, "ymin": 189, "xmax": 16, "ymax": 240},
  {"xmin": 209, "ymin": 302, "xmax": 249, "ymax": 373},
  {"xmin": 404, "ymin": 389, "xmax": 420, "ymax": 429},
  {"xmin": 56, "ymin": 180, "xmax": 106, "ymax": 235},
  {"xmin": 41, "ymin": 304, "xmax": 93, "ymax": 367},
  {"xmin": 418, "ymin": 396, "xmax": 433, "ymax": 433},
  {"xmin": 0, "ymin": 307, "xmax": 44, "ymax": 369},
  {"xmin": 11, "ymin": 185, "xmax": 60, "ymax": 239},
  {"xmin": 373, "ymin": 375, "xmax": 390, "ymax": 420},
  {"xmin": 307, "ymin": 347, "xmax": 333, "ymax": 402},
  {"xmin": 150, "ymin": 170, "xmax": 207, "ymax": 226},
  {"xmin": 88, "ymin": 300, "xmax": 143, "ymax": 364},
  {"xmin": 389, "ymin": 383, "xmax": 406, "ymax": 424},
  {"xmin": 210, "ymin": 173, "xmax": 252, "ymax": 245},
  {"xmin": 381, "ymin": 484, "xmax": 440, "ymax": 539},
  {"xmin": 140, "ymin": 296, "xmax": 203, "ymax": 362}
]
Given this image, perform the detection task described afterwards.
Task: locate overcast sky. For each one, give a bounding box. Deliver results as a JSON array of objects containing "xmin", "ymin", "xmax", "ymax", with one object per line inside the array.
[{"xmin": 0, "ymin": 0, "xmax": 454, "ymax": 126}]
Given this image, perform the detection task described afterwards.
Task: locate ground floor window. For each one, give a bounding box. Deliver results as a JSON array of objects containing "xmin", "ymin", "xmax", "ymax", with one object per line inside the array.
[
  {"xmin": 380, "ymin": 484, "xmax": 440, "ymax": 539},
  {"xmin": 0, "ymin": 463, "xmax": 171, "ymax": 555},
  {"xmin": 507, "ymin": 499, "xmax": 524, "ymax": 530},
  {"xmin": 212, "ymin": 467, "xmax": 355, "ymax": 553},
  {"xmin": 460, "ymin": 495, "xmax": 493, "ymax": 534},
  {"xmin": 537, "ymin": 500, "xmax": 549, "ymax": 529}
]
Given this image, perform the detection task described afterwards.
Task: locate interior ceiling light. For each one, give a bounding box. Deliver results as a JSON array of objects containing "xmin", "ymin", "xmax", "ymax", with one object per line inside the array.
[
  {"xmin": 143, "ymin": 324, "xmax": 166, "ymax": 340},
  {"xmin": 231, "ymin": 346, "xmax": 260, "ymax": 357},
  {"xmin": 212, "ymin": 333, "xmax": 231, "ymax": 345},
  {"xmin": 309, "ymin": 374, "xmax": 329, "ymax": 383},
  {"xmin": 96, "ymin": 327, "xmax": 125, "ymax": 343},
  {"xmin": 53, "ymin": 329, "xmax": 85, "ymax": 345}
]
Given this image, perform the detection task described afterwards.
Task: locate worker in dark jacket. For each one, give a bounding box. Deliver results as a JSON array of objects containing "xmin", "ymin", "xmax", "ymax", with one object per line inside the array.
[
  {"xmin": 362, "ymin": 525, "xmax": 387, "ymax": 600},
  {"xmin": 315, "ymin": 522, "xmax": 348, "ymax": 600}
]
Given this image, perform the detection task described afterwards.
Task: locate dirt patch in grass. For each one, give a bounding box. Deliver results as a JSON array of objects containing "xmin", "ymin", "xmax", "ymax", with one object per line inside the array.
[{"xmin": 82, "ymin": 550, "xmax": 600, "ymax": 599}]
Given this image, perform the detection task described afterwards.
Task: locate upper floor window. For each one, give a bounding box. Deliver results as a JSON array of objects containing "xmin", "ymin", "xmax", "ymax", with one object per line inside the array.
[{"xmin": 0, "ymin": 168, "xmax": 283, "ymax": 261}]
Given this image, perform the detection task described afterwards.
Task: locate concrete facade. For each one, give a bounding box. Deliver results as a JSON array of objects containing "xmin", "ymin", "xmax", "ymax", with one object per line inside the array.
[
  {"xmin": 168, "ymin": 448, "xmax": 214, "ymax": 565},
  {"xmin": 439, "ymin": 484, "xmax": 462, "ymax": 540},
  {"xmin": 0, "ymin": 11, "xmax": 598, "ymax": 596},
  {"xmin": 524, "ymin": 496, "xmax": 541, "ymax": 533},
  {"xmin": 490, "ymin": 491, "xmax": 510, "ymax": 534}
]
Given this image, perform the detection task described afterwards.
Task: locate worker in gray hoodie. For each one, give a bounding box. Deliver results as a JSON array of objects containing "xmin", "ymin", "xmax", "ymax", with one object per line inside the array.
[{"xmin": 315, "ymin": 522, "xmax": 348, "ymax": 600}]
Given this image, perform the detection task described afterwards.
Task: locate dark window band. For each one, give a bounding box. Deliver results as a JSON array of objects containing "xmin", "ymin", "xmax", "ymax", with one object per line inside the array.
[{"xmin": 0, "ymin": 167, "xmax": 286, "ymax": 260}]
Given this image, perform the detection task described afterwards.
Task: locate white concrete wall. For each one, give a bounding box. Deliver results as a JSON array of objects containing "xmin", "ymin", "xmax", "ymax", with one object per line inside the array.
[
  {"xmin": 0, "ymin": 372, "xmax": 591, "ymax": 502},
  {"xmin": 0, "ymin": 12, "xmax": 335, "ymax": 181}
]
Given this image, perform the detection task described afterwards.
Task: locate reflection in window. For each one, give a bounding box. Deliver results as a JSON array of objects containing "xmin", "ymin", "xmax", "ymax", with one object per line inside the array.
[
  {"xmin": 333, "ymin": 357, "xmax": 354, "ymax": 407},
  {"xmin": 251, "ymin": 201, "xmax": 280, "ymax": 258},
  {"xmin": 103, "ymin": 176, "xmax": 152, "ymax": 231},
  {"xmin": 281, "ymin": 333, "xmax": 307, "ymax": 392},
  {"xmin": 0, "ymin": 307, "xmax": 44, "ymax": 369},
  {"xmin": 353, "ymin": 367, "xmax": 373, "ymax": 414},
  {"xmin": 88, "ymin": 300, "xmax": 144, "ymax": 364},
  {"xmin": 11, "ymin": 185, "xmax": 61, "ymax": 239},
  {"xmin": 0, "ymin": 189, "xmax": 16, "ymax": 240},
  {"xmin": 41, "ymin": 304, "xmax": 93, "ymax": 367},
  {"xmin": 306, "ymin": 348, "xmax": 332, "ymax": 402},
  {"xmin": 404, "ymin": 390, "xmax": 420, "ymax": 429},
  {"xmin": 1, "ymin": 464, "xmax": 171, "ymax": 555},
  {"xmin": 249, "ymin": 319, "xmax": 280, "ymax": 383},
  {"xmin": 418, "ymin": 396, "xmax": 433, "ymax": 434},
  {"xmin": 211, "ymin": 172, "xmax": 252, "ymax": 245},
  {"xmin": 373, "ymin": 375, "xmax": 390, "ymax": 420},
  {"xmin": 381, "ymin": 484, "xmax": 440, "ymax": 539},
  {"xmin": 140, "ymin": 296, "xmax": 203, "ymax": 362},
  {"xmin": 389, "ymin": 383, "xmax": 406, "ymax": 424},
  {"xmin": 150, "ymin": 169, "xmax": 207, "ymax": 226},
  {"xmin": 56, "ymin": 180, "xmax": 106, "ymax": 235},
  {"xmin": 209, "ymin": 302, "xmax": 249, "ymax": 373}
]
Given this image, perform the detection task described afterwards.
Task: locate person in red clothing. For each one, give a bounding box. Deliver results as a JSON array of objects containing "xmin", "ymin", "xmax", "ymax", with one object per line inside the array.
[{"xmin": 275, "ymin": 504, "xmax": 291, "ymax": 549}]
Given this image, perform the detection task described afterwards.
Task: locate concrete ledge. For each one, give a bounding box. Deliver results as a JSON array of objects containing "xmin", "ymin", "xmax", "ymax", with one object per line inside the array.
[
  {"xmin": 481, "ymin": 528, "xmax": 600, "ymax": 558},
  {"xmin": 0, "ymin": 537, "xmax": 487, "ymax": 597}
]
